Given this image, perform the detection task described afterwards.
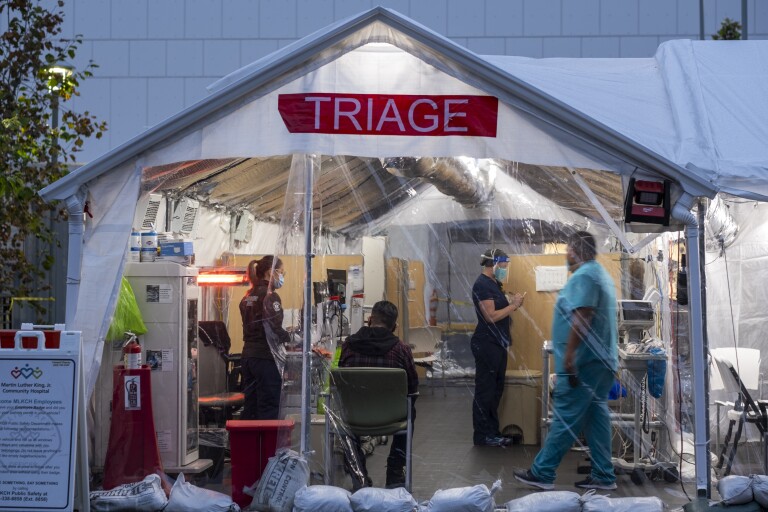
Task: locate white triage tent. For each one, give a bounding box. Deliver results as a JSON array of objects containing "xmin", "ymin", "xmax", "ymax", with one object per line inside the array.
[{"xmin": 39, "ymin": 7, "xmax": 768, "ymax": 501}]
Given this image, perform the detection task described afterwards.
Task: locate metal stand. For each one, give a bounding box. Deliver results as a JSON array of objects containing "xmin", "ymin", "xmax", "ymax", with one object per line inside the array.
[{"xmin": 540, "ymin": 341, "xmax": 678, "ymax": 484}]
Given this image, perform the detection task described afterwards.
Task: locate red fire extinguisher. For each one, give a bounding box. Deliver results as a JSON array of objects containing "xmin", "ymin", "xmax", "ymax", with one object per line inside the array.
[
  {"xmin": 122, "ymin": 333, "xmax": 141, "ymax": 369},
  {"xmin": 429, "ymin": 290, "xmax": 438, "ymax": 327}
]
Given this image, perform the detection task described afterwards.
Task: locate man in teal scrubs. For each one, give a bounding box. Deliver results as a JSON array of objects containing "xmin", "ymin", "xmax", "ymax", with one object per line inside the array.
[{"xmin": 515, "ymin": 231, "xmax": 618, "ymax": 490}]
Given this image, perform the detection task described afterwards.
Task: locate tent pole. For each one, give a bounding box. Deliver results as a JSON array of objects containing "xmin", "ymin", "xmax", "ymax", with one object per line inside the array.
[
  {"xmin": 300, "ymin": 155, "xmax": 316, "ymax": 459},
  {"xmin": 64, "ymin": 192, "xmax": 85, "ymax": 326},
  {"xmin": 675, "ymin": 197, "xmax": 710, "ymax": 498}
]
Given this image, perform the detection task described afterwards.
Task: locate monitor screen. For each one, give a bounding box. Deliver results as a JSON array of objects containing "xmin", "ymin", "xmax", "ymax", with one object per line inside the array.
[
  {"xmin": 327, "ymin": 268, "xmax": 347, "ymax": 303},
  {"xmin": 618, "ymin": 300, "xmax": 654, "ymax": 322}
]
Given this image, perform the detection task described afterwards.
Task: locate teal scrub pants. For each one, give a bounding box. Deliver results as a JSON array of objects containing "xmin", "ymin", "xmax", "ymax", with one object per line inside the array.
[{"xmin": 531, "ymin": 361, "xmax": 616, "ymax": 484}]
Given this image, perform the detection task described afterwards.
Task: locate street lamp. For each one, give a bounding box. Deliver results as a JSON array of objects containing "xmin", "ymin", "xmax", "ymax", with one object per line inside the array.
[{"xmin": 45, "ymin": 63, "xmax": 74, "ymax": 156}]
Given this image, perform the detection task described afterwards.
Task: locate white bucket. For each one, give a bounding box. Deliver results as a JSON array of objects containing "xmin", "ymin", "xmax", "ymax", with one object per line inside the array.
[{"xmin": 140, "ymin": 247, "xmax": 156, "ymax": 262}]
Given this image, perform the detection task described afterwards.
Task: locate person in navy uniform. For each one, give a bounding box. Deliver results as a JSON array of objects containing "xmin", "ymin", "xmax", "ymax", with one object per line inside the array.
[
  {"xmin": 239, "ymin": 255, "xmax": 290, "ymax": 420},
  {"xmin": 471, "ymin": 248, "xmax": 524, "ymax": 447}
]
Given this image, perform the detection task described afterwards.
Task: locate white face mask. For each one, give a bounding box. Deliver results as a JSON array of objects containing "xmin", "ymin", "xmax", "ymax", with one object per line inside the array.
[{"xmin": 274, "ymin": 273, "xmax": 284, "ymax": 289}]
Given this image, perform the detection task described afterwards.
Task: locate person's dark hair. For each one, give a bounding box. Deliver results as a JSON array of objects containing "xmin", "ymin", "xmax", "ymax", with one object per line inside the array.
[
  {"xmin": 370, "ymin": 300, "xmax": 398, "ymax": 330},
  {"xmin": 480, "ymin": 248, "xmax": 508, "ymax": 267},
  {"xmin": 568, "ymin": 231, "xmax": 597, "ymax": 261},
  {"xmin": 247, "ymin": 255, "xmax": 283, "ymax": 286}
]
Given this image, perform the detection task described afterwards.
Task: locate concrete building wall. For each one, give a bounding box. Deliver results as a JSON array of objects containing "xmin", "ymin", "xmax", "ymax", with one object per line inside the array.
[{"xmin": 9, "ymin": 0, "xmax": 765, "ymax": 162}]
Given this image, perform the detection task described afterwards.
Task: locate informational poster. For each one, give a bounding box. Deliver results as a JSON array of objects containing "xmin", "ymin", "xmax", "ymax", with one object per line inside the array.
[
  {"xmin": 0, "ymin": 357, "xmax": 76, "ymax": 510},
  {"xmin": 145, "ymin": 284, "xmax": 172, "ymax": 304},
  {"xmin": 534, "ymin": 266, "xmax": 569, "ymax": 292}
]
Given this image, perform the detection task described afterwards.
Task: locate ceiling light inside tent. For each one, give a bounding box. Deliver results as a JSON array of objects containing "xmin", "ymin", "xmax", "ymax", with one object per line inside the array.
[{"xmin": 360, "ymin": 42, "xmax": 401, "ymax": 52}]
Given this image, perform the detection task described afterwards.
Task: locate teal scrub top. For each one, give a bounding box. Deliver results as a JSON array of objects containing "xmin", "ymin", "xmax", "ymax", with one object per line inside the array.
[{"xmin": 552, "ymin": 260, "xmax": 618, "ymax": 374}]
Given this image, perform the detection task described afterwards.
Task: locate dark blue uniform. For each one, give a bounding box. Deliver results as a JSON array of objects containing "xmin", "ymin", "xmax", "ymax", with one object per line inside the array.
[{"xmin": 471, "ymin": 273, "xmax": 511, "ymax": 443}]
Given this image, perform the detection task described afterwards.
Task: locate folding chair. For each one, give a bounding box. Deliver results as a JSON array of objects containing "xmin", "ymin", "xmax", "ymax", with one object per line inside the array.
[
  {"xmin": 323, "ymin": 367, "xmax": 416, "ymax": 491},
  {"xmin": 712, "ymin": 352, "xmax": 768, "ymax": 476}
]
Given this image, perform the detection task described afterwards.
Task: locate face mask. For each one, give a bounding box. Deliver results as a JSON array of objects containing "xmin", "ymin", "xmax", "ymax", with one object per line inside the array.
[
  {"xmin": 494, "ymin": 267, "xmax": 507, "ymax": 281},
  {"xmin": 274, "ymin": 274, "xmax": 284, "ymax": 289}
]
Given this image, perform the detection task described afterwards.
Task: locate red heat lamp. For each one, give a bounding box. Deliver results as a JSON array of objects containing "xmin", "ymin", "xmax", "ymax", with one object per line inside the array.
[
  {"xmin": 198, "ymin": 267, "xmax": 248, "ymax": 286},
  {"xmin": 624, "ymin": 178, "xmax": 671, "ymax": 225}
]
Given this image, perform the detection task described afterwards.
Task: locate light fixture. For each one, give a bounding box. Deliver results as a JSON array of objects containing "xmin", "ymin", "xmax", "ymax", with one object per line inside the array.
[
  {"xmin": 197, "ymin": 267, "xmax": 248, "ymax": 286},
  {"xmin": 44, "ymin": 63, "xmax": 74, "ymax": 91},
  {"xmin": 623, "ymin": 178, "xmax": 671, "ymax": 225}
]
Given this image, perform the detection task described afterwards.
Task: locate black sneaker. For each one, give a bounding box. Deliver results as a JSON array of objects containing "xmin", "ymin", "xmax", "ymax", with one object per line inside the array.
[
  {"xmin": 474, "ymin": 436, "xmax": 512, "ymax": 447},
  {"xmin": 513, "ymin": 469, "xmax": 554, "ymax": 490},
  {"xmin": 574, "ymin": 476, "xmax": 617, "ymax": 490}
]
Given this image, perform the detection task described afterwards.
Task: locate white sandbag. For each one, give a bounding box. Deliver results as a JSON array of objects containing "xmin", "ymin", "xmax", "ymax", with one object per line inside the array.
[
  {"xmin": 426, "ymin": 480, "xmax": 501, "ymax": 512},
  {"xmin": 505, "ymin": 491, "xmax": 581, "ymax": 512},
  {"xmin": 165, "ymin": 473, "xmax": 240, "ymax": 512},
  {"xmin": 89, "ymin": 474, "xmax": 168, "ymax": 512},
  {"xmin": 581, "ymin": 495, "xmax": 664, "ymax": 512},
  {"xmin": 752, "ymin": 474, "xmax": 768, "ymax": 507},
  {"xmin": 245, "ymin": 449, "xmax": 309, "ymax": 512},
  {"xmin": 717, "ymin": 475, "xmax": 753, "ymax": 505},
  {"xmin": 292, "ymin": 485, "xmax": 352, "ymax": 512},
  {"xmin": 350, "ymin": 487, "xmax": 418, "ymax": 512}
]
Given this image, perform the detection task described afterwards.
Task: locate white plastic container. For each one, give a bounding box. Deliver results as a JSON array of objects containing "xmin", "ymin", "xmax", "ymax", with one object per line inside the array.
[
  {"xmin": 130, "ymin": 231, "xmax": 141, "ymax": 250},
  {"xmin": 141, "ymin": 230, "xmax": 158, "ymax": 251},
  {"xmin": 140, "ymin": 247, "xmax": 156, "ymax": 262},
  {"xmin": 129, "ymin": 247, "xmax": 141, "ymax": 262}
]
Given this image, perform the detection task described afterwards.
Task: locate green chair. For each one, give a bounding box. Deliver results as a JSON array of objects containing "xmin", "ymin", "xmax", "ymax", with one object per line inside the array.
[{"xmin": 323, "ymin": 367, "xmax": 416, "ymax": 491}]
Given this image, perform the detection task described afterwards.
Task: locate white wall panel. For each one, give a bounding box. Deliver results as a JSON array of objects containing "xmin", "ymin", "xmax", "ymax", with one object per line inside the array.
[
  {"xmin": 410, "ymin": 0, "xmax": 448, "ymax": 34},
  {"xmin": 620, "ymin": 35, "xmax": 660, "ymax": 57},
  {"xmin": 486, "ymin": 0, "xmax": 523, "ymax": 37},
  {"xmin": 92, "ymin": 41, "xmax": 130, "ymax": 77},
  {"xmin": 562, "ymin": 0, "xmax": 600, "ymax": 36},
  {"xmin": 204, "ymin": 40, "xmax": 241, "ymax": 76},
  {"xmin": 185, "ymin": 0, "xmax": 222, "ymax": 38},
  {"xmin": 110, "ymin": 78, "xmax": 148, "ymax": 146},
  {"xmin": 506, "ymin": 37, "xmax": 543, "ymax": 57},
  {"xmin": 523, "ymin": 0, "xmax": 561, "ymax": 37},
  {"xmin": 130, "ymin": 40, "xmax": 166, "ymax": 76},
  {"xmin": 148, "ymin": 78, "xmax": 186, "ymax": 126},
  {"xmin": 149, "ymin": 0, "xmax": 185, "ymax": 39},
  {"xmin": 640, "ymin": 0, "xmax": 677, "ymax": 35},
  {"xmin": 467, "ymin": 37, "xmax": 506, "ymax": 55},
  {"xmin": 601, "ymin": 0, "xmax": 639, "ymax": 36},
  {"xmin": 336, "ymin": 0, "xmax": 373, "ymax": 19},
  {"xmin": 167, "ymin": 40, "xmax": 204, "ymax": 76},
  {"xmin": 75, "ymin": 0, "xmax": 111, "ymax": 39},
  {"xmin": 543, "ymin": 37, "xmax": 582, "ymax": 58},
  {"xmin": 582, "ymin": 36, "xmax": 620, "ymax": 57},
  {"xmin": 112, "ymin": 0, "xmax": 148, "ymax": 39},
  {"xmin": 240, "ymin": 40, "xmax": 281, "ymax": 65},
  {"xmin": 223, "ymin": 0, "xmax": 261, "ymax": 38},
  {"xmin": 297, "ymin": 0, "xmax": 335, "ymax": 36},
  {"xmin": 447, "ymin": 0, "xmax": 485, "ymax": 37},
  {"xmin": 184, "ymin": 77, "xmax": 216, "ymax": 107},
  {"xmin": 260, "ymin": 0, "xmax": 297, "ymax": 38}
]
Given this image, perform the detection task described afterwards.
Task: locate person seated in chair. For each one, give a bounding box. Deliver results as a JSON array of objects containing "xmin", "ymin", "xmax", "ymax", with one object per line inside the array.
[{"xmin": 339, "ymin": 300, "xmax": 419, "ymax": 490}]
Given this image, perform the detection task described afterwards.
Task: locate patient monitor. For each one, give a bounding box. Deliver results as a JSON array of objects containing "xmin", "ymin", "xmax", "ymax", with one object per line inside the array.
[{"xmin": 617, "ymin": 300, "xmax": 655, "ymax": 344}]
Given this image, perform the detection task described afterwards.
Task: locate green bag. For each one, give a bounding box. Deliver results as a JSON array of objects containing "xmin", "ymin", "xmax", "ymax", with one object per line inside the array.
[{"xmin": 106, "ymin": 277, "xmax": 148, "ymax": 341}]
